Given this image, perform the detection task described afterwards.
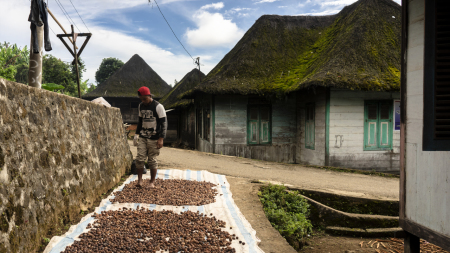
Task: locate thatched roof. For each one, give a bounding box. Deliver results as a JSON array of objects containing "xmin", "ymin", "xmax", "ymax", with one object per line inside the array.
[
  {"xmin": 83, "ymin": 54, "xmax": 172, "ymax": 98},
  {"xmin": 183, "ymin": 0, "xmax": 401, "ymax": 98},
  {"xmin": 159, "ymin": 69, "xmax": 205, "ymax": 109}
]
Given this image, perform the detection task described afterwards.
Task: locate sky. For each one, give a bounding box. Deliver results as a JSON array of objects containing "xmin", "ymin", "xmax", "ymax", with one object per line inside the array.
[{"xmin": 0, "ymin": 0, "xmax": 401, "ymax": 87}]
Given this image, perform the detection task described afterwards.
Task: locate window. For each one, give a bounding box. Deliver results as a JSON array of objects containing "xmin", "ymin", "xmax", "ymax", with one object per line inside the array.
[
  {"xmin": 305, "ymin": 103, "xmax": 315, "ymax": 149},
  {"xmin": 364, "ymin": 101, "xmax": 393, "ymax": 151},
  {"xmin": 423, "ymin": 0, "xmax": 450, "ymax": 151},
  {"xmin": 247, "ymin": 105, "xmax": 271, "ymax": 145}
]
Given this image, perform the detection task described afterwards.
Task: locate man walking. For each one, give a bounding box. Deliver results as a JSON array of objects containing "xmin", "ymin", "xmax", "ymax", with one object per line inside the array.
[{"xmin": 134, "ymin": 86, "xmax": 167, "ymax": 188}]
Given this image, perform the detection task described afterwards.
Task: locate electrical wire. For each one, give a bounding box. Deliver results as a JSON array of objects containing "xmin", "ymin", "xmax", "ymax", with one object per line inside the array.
[
  {"xmin": 50, "ymin": 26, "xmax": 57, "ymax": 36},
  {"xmin": 54, "ymin": 0, "xmax": 81, "ymax": 32},
  {"xmin": 68, "ymin": 0, "xmax": 91, "ymax": 33},
  {"xmin": 53, "ymin": 0, "xmax": 73, "ymax": 28},
  {"xmin": 151, "ymin": 0, "xmax": 194, "ymax": 61}
]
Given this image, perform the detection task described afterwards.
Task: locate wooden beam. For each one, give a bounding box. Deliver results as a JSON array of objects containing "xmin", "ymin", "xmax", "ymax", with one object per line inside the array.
[
  {"xmin": 404, "ymin": 232, "xmax": 420, "ymax": 253},
  {"xmin": 399, "ymin": 0, "xmax": 408, "ymax": 221},
  {"xmin": 57, "ymin": 36, "xmax": 81, "ymax": 65},
  {"xmin": 401, "ymin": 218, "xmax": 450, "ymax": 252},
  {"xmin": 57, "ymin": 33, "xmax": 92, "ymax": 38},
  {"xmin": 72, "ymin": 25, "xmax": 81, "ymax": 98},
  {"xmin": 72, "ymin": 35, "xmax": 91, "ymax": 65},
  {"xmin": 47, "ymin": 8, "xmax": 78, "ymax": 49}
]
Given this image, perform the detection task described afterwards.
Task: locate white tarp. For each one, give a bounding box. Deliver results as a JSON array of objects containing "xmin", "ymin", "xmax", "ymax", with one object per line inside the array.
[
  {"xmin": 45, "ymin": 169, "xmax": 264, "ymax": 253},
  {"xmin": 90, "ymin": 97, "xmax": 111, "ymax": 107}
]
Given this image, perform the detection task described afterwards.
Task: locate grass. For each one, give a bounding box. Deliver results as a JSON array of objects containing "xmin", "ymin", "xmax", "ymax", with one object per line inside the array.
[{"xmin": 258, "ymin": 184, "xmax": 313, "ymax": 251}]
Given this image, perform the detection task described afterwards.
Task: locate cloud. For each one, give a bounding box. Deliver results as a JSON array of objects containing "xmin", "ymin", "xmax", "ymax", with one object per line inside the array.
[
  {"xmin": 185, "ymin": 4, "xmax": 245, "ymax": 48},
  {"xmin": 296, "ymin": 9, "xmax": 340, "ymax": 16},
  {"xmin": 254, "ymin": 0, "xmax": 280, "ymax": 3},
  {"xmin": 200, "ymin": 2, "xmax": 224, "ymax": 10},
  {"xmin": 0, "ymin": 0, "xmax": 212, "ymax": 86}
]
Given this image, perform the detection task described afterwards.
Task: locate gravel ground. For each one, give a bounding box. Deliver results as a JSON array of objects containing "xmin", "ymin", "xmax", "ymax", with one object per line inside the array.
[{"xmin": 129, "ymin": 141, "xmax": 399, "ymax": 201}]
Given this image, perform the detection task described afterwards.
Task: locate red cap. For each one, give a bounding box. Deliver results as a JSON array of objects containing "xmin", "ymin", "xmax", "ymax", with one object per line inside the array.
[{"xmin": 138, "ymin": 86, "xmax": 151, "ymax": 96}]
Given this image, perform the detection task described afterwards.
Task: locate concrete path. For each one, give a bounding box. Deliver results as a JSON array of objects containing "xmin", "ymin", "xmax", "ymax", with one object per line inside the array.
[{"xmin": 129, "ymin": 141, "xmax": 399, "ymax": 201}]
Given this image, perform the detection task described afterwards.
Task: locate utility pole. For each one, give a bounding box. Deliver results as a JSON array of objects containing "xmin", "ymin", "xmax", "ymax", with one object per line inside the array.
[
  {"xmin": 57, "ymin": 26, "xmax": 92, "ymax": 98},
  {"xmin": 195, "ymin": 57, "xmax": 201, "ymax": 82},
  {"xmin": 28, "ymin": 20, "xmax": 43, "ymax": 88},
  {"xmin": 72, "ymin": 25, "xmax": 81, "ymax": 98}
]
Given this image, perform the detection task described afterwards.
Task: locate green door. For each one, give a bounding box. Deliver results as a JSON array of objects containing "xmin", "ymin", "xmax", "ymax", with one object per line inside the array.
[{"xmin": 364, "ymin": 101, "xmax": 393, "ymax": 150}]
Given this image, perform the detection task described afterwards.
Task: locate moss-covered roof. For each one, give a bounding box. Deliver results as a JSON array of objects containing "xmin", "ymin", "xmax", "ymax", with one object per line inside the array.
[
  {"xmin": 83, "ymin": 54, "xmax": 172, "ymax": 98},
  {"xmin": 184, "ymin": 0, "xmax": 401, "ymax": 98},
  {"xmin": 159, "ymin": 69, "xmax": 205, "ymax": 109}
]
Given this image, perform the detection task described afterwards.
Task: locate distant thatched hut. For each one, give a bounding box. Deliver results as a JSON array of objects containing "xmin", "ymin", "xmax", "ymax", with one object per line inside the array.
[
  {"xmin": 159, "ymin": 69, "xmax": 205, "ymax": 147},
  {"xmin": 182, "ymin": 0, "xmax": 402, "ymax": 172},
  {"xmin": 83, "ymin": 54, "xmax": 172, "ymax": 123}
]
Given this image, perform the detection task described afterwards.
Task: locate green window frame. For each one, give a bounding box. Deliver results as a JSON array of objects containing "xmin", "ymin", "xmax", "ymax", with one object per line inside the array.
[
  {"xmin": 305, "ymin": 103, "xmax": 315, "ymax": 150},
  {"xmin": 364, "ymin": 101, "xmax": 393, "ymax": 151},
  {"xmin": 247, "ymin": 105, "xmax": 272, "ymax": 145}
]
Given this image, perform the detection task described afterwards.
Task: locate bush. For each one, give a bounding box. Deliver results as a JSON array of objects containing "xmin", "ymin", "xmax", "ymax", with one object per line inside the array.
[{"xmin": 258, "ymin": 184, "xmax": 312, "ymax": 249}]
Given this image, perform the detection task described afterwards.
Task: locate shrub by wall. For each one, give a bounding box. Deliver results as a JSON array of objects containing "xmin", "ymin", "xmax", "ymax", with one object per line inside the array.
[{"xmin": 0, "ymin": 78, "xmax": 133, "ymax": 252}]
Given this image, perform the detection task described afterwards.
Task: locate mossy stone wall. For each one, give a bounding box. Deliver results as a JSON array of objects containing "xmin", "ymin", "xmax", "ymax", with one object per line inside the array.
[{"xmin": 0, "ymin": 78, "xmax": 133, "ymax": 252}]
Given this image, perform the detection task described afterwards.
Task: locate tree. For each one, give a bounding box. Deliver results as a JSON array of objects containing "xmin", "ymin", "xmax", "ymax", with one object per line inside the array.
[
  {"xmin": 0, "ymin": 42, "xmax": 29, "ymax": 82},
  {"xmin": 42, "ymin": 55, "xmax": 86, "ymax": 97},
  {"xmin": 95, "ymin": 57, "xmax": 124, "ymax": 84}
]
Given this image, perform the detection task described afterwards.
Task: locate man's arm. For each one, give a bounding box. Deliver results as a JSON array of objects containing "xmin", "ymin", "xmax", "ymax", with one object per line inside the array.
[
  {"xmin": 155, "ymin": 104, "xmax": 167, "ymax": 139},
  {"xmin": 135, "ymin": 103, "xmax": 143, "ymax": 136},
  {"xmin": 136, "ymin": 117, "xmax": 143, "ymax": 136}
]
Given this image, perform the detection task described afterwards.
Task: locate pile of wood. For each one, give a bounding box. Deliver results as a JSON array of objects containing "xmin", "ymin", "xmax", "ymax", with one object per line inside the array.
[{"xmin": 358, "ymin": 238, "xmax": 449, "ymax": 253}]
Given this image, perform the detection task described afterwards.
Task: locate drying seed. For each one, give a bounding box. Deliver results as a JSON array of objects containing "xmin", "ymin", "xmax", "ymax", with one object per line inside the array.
[
  {"xmin": 111, "ymin": 178, "xmax": 218, "ymax": 206},
  {"xmin": 62, "ymin": 209, "xmax": 236, "ymax": 253}
]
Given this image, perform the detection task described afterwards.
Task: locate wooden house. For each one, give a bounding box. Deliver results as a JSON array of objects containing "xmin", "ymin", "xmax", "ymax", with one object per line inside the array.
[
  {"xmin": 182, "ymin": 0, "xmax": 402, "ymax": 173},
  {"xmin": 83, "ymin": 54, "xmax": 172, "ymax": 123},
  {"xmin": 400, "ymin": 0, "xmax": 450, "ymax": 251},
  {"xmin": 159, "ymin": 69, "xmax": 205, "ymax": 146}
]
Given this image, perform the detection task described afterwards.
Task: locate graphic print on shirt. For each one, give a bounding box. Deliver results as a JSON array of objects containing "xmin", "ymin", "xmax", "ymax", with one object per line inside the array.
[{"xmin": 141, "ymin": 110, "xmax": 157, "ymax": 137}]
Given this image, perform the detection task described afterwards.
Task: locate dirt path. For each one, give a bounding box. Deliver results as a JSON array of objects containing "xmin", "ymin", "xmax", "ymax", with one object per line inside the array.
[{"xmin": 129, "ymin": 141, "xmax": 399, "ymax": 201}]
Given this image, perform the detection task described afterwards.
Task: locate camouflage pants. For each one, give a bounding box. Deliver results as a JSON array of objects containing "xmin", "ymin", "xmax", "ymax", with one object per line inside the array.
[{"xmin": 136, "ymin": 138, "xmax": 160, "ymax": 170}]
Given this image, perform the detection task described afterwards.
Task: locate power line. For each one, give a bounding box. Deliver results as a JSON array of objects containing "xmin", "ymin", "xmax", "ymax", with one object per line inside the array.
[
  {"xmin": 54, "ymin": 0, "xmax": 81, "ymax": 32},
  {"xmin": 68, "ymin": 0, "xmax": 91, "ymax": 33},
  {"xmin": 150, "ymin": 0, "xmax": 194, "ymax": 61},
  {"xmin": 54, "ymin": 0, "xmax": 72, "ymax": 26}
]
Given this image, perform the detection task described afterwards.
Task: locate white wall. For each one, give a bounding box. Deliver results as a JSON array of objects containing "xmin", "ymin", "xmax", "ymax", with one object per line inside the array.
[
  {"xmin": 405, "ymin": 0, "xmax": 450, "ymax": 237},
  {"xmin": 329, "ymin": 90, "xmax": 400, "ymax": 172}
]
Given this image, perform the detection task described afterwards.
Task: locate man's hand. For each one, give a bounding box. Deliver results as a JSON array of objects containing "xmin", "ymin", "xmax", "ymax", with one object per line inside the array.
[
  {"xmin": 157, "ymin": 138, "xmax": 164, "ymax": 149},
  {"xmin": 133, "ymin": 134, "xmax": 139, "ymax": 146}
]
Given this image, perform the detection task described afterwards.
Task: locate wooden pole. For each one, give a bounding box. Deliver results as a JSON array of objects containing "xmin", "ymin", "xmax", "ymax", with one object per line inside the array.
[
  {"xmin": 72, "ymin": 25, "xmax": 81, "ymax": 98},
  {"xmin": 47, "ymin": 8, "xmax": 78, "ymax": 49},
  {"xmin": 28, "ymin": 24, "xmax": 43, "ymax": 88}
]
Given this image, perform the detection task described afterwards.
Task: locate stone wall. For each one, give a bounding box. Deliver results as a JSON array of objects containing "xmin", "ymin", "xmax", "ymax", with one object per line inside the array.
[{"xmin": 0, "ymin": 78, "xmax": 133, "ymax": 252}]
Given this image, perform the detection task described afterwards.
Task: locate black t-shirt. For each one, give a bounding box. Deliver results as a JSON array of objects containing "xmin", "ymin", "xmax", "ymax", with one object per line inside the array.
[{"xmin": 136, "ymin": 100, "xmax": 167, "ymax": 140}]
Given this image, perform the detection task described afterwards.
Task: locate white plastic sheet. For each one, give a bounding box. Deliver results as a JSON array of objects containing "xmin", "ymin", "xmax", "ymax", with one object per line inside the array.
[
  {"xmin": 44, "ymin": 169, "xmax": 264, "ymax": 253},
  {"xmin": 90, "ymin": 97, "xmax": 111, "ymax": 107}
]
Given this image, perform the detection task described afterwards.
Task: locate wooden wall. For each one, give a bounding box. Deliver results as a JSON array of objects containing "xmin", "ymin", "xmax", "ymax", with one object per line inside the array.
[
  {"xmin": 405, "ymin": 0, "xmax": 450, "ymax": 237},
  {"xmin": 179, "ymin": 106, "xmax": 196, "ymax": 148},
  {"xmin": 328, "ymin": 89, "xmax": 400, "ymax": 172},
  {"xmin": 209, "ymin": 94, "xmax": 297, "ymax": 163},
  {"xmin": 296, "ymin": 88, "xmax": 327, "ymax": 166}
]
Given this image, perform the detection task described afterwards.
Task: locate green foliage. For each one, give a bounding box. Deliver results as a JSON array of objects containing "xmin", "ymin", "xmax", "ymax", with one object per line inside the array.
[
  {"xmin": 0, "ymin": 42, "xmax": 29, "ymax": 82},
  {"xmin": 43, "ymin": 237, "xmax": 50, "ymax": 244},
  {"xmin": 258, "ymin": 184, "xmax": 312, "ymax": 242},
  {"xmin": 42, "ymin": 83, "xmax": 65, "ymax": 92},
  {"xmin": 42, "ymin": 54, "xmax": 88, "ymax": 96},
  {"xmin": 95, "ymin": 57, "xmax": 124, "ymax": 84}
]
